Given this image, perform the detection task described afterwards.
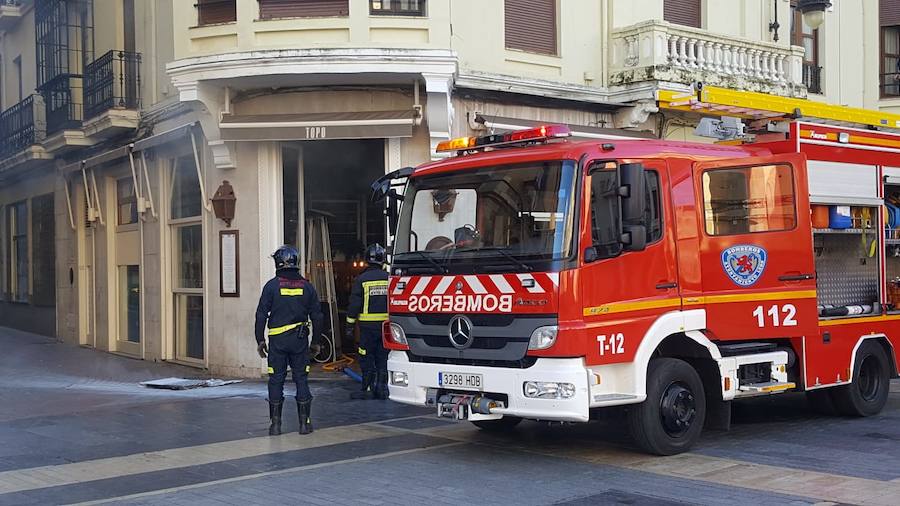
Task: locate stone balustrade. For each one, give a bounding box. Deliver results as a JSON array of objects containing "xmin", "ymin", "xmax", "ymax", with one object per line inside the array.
[{"xmin": 611, "ymin": 21, "xmax": 807, "ymax": 97}]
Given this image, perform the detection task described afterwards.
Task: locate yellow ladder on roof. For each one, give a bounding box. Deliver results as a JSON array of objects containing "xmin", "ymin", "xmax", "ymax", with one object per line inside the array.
[{"xmin": 658, "ymin": 86, "xmax": 900, "ymax": 130}]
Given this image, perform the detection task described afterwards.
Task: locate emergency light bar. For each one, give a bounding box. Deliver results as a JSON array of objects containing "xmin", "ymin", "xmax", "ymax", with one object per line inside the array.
[{"xmin": 436, "ymin": 125, "xmax": 572, "ymax": 153}]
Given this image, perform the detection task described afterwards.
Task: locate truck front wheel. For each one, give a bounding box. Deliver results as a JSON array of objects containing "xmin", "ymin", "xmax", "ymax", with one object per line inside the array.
[
  {"xmin": 628, "ymin": 358, "xmax": 706, "ymax": 455},
  {"xmin": 830, "ymin": 341, "xmax": 891, "ymax": 417}
]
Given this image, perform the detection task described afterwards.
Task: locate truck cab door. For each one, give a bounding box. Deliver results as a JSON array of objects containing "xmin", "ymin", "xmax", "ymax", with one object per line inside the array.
[{"xmin": 692, "ymin": 154, "xmax": 818, "ymax": 340}]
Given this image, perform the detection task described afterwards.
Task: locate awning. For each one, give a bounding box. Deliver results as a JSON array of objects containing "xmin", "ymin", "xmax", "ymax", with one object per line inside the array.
[
  {"xmin": 220, "ymin": 110, "xmax": 416, "ymax": 141},
  {"xmin": 133, "ymin": 123, "xmax": 197, "ymax": 151},
  {"xmin": 61, "ymin": 146, "xmax": 129, "ymax": 173},
  {"xmin": 474, "ymin": 114, "xmax": 655, "ymax": 140},
  {"xmin": 60, "ymin": 122, "xmax": 199, "ymax": 174}
]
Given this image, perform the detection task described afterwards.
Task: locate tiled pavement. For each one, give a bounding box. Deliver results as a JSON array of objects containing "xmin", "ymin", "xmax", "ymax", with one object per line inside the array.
[{"xmin": 1, "ymin": 327, "xmax": 899, "ymax": 505}]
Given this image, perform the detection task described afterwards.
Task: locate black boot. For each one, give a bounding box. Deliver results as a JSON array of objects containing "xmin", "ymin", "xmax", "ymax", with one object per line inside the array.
[
  {"xmin": 297, "ymin": 399, "xmax": 313, "ymax": 435},
  {"xmin": 350, "ymin": 371, "xmax": 375, "ymax": 400},
  {"xmin": 374, "ymin": 370, "xmax": 389, "ymax": 400},
  {"xmin": 268, "ymin": 400, "xmax": 283, "ymax": 436}
]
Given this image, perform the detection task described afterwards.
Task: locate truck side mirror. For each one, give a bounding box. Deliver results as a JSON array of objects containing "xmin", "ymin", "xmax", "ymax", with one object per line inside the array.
[{"xmin": 618, "ymin": 163, "xmax": 647, "ymax": 252}]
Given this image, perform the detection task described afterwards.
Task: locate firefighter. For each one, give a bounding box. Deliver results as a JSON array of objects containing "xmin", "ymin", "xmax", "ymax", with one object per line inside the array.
[
  {"xmin": 346, "ymin": 243, "xmax": 390, "ymax": 400},
  {"xmin": 255, "ymin": 245, "xmax": 324, "ymax": 436}
]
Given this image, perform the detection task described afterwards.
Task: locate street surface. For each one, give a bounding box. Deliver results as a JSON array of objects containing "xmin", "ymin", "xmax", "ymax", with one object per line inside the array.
[{"xmin": 0, "ymin": 326, "xmax": 898, "ymax": 505}]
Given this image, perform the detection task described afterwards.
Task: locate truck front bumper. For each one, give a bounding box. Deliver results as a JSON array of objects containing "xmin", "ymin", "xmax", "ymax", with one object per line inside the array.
[{"xmin": 387, "ymin": 351, "xmax": 591, "ymax": 422}]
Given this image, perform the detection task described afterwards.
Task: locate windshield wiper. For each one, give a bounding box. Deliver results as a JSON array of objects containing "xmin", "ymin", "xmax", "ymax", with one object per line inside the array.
[
  {"xmin": 396, "ymin": 250, "xmax": 448, "ymax": 274},
  {"xmin": 455, "ymin": 246, "xmax": 533, "ymax": 272}
]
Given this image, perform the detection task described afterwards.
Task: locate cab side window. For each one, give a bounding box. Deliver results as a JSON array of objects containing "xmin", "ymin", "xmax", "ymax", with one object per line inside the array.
[
  {"xmin": 589, "ymin": 168, "xmax": 662, "ymax": 258},
  {"xmin": 702, "ymin": 164, "xmax": 796, "ymax": 236}
]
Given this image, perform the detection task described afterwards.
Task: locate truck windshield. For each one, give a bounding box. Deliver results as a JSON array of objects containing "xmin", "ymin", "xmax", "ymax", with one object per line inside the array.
[{"xmin": 393, "ymin": 160, "xmax": 578, "ymax": 271}]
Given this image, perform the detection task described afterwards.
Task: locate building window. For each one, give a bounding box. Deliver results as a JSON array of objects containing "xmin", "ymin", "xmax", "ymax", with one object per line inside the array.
[
  {"xmin": 31, "ymin": 194, "xmax": 55, "ymax": 307},
  {"xmin": 370, "ymin": 0, "xmax": 425, "ymax": 16},
  {"xmin": 171, "ymin": 155, "xmax": 202, "ymax": 220},
  {"xmin": 258, "ymin": 0, "xmax": 349, "ymax": 19},
  {"xmin": 504, "ymin": 0, "xmax": 557, "ymax": 56},
  {"xmin": 792, "ymin": 1, "xmax": 822, "ymax": 94},
  {"xmin": 882, "ymin": 0, "xmax": 900, "ymax": 98},
  {"xmin": 664, "ymin": 0, "xmax": 701, "ymax": 28},
  {"xmin": 702, "ymin": 165, "xmax": 797, "ymax": 236},
  {"xmin": 8, "ymin": 201, "xmax": 28, "ymax": 302},
  {"xmin": 117, "ymin": 178, "xmax": 138, "ymax": 226},
  {"xmin": 169, "ymin": 155, "xmax": 204, "ymax": 363},
  {"xmin": 197, "ymin": 0, "xmax": 236, "ymax": 25},
  {"xmin": 13, "ymin": 56, "xmax": 22, "ymax": 103}
]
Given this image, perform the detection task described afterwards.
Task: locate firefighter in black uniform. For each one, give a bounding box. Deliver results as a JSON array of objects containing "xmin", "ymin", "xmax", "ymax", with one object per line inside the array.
[
  {"xmin": 255, "ymin": 245, "xmax": 324, "ymax": 436},
  {"xmin": 346, "ymin": 244, "xmax": 390, "ymax": 400}
]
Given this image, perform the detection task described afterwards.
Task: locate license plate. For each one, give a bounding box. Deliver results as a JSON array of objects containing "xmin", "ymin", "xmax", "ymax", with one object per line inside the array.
[{"xmin": 438, "ymin": 372, "xmax": 483, "ymax": 391}]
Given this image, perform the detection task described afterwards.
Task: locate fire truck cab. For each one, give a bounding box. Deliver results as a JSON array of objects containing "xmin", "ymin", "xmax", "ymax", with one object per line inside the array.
[{"xmin": 377, "ymin": 122, "xmax": 900, "ymax": 455}]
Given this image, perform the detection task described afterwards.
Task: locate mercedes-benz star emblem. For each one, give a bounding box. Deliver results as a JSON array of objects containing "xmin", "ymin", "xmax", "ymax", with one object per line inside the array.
[{"xmin": 448, "ymin": 315, "xmax": 474, "ymax": 350}]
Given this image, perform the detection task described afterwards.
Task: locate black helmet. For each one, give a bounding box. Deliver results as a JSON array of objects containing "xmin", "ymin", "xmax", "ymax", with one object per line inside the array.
[
  {"xmin": 365, "ymin": 243, "xmax": 386, "ymax": 266},
  {"xmin": 272, "ymin": 245, "xmax": 300, "ymax": 270}
]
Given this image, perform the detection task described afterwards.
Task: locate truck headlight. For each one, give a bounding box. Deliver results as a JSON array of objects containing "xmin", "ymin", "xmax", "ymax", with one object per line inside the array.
[
  {"xmin": 523, "ymin": 381, "xmax": 576, "ymax": 399},
  {"xmin": 528, "ymin": 326, "xmax": 558, "ymax": 350}
]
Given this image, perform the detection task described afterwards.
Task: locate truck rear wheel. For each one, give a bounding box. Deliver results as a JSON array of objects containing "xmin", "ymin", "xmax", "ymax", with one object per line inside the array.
[
  {"xmin": 628, "ymin": 358, "xmax": 706, "ymax": 456},
  {"xmin": 830, "ymin": 341, "xmax": 891, "ymax": 417},
  {"xmin": 472, "ymin": 416, "xmax": 522, "ymax": 432}
]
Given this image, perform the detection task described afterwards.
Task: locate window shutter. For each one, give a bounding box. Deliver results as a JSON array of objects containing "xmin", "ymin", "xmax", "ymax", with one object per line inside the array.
[
  {"xmin": 882, "ymin": 0, "xmax": 900, "ymax": 27},
  {"xmin": 31, "ymin": 194, "xmax": 55, "ymax": 308},
  {"xmin": 504, "ymin": 0, "xmax": 557, "ymax": 55},
  {"xmin": 259, "ymin": 0, "xmax": 349, "ymax": 19},
  {"xmin": 664, "ymin": 0, "xmax": 701, "ymax": 28},
  {"xmin": 197, "ymin": 0, "xmax": 236, "ymax": 25}
]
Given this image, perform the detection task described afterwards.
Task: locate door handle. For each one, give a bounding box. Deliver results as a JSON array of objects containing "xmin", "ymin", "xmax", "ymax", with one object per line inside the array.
[
  {"xmin": 655, "ymin": 282, "xmax": 678, "ymax": 290},
  {"xmin": 778, "ymin": 273, "xmax": 816, "ymax": 281}
]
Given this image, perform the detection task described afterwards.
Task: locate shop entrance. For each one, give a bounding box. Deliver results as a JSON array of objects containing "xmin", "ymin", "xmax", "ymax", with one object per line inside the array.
[{"xmin": 282, "ymin": 139, "xmax": 387, "ymax": 359}]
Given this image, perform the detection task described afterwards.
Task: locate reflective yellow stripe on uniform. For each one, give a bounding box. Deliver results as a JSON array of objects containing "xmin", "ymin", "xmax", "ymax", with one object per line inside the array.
[
  {"xmin": 358, "ymin": 347, "xmax": 367, "ymax": 356},
  {"xmin": 361, "ymin": 280, "xmax": 389, "ymax": 322},
  {"xmin": 346, "ymin": 317, "xmax": 357, "ymax": 324},
  {"xmin": 268, "ymin": 322, "xmax": 306, "ymax": 336},
  {"xmin": 267, "ymin": 367, "xmax": 274, "ymax": 374},
  {"xmin": 280, "ymin": 288, "xmax": 304, "ymax": 296}
]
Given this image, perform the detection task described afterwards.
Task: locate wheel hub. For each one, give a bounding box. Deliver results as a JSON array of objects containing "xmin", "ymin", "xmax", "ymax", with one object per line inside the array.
[{"xmin": 659, "ymin": 381, "xmax": 696, "ymax": 438}]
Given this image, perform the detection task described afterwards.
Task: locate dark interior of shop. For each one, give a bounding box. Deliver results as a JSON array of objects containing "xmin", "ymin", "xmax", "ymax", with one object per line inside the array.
[{"xmin": 282, "ymin": 139, "xmax": 386, "ymax": 354}]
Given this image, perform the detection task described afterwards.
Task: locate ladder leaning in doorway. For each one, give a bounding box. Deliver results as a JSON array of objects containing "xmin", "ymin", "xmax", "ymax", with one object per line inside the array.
[{"xmin": 304, "ymin": 212, "xmax": 342, "ymax": 363}]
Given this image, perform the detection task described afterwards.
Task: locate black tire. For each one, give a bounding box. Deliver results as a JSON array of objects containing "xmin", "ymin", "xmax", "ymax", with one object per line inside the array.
[
  {"xmin": 628, "ymin": 358, "xmax": 706, "ymax": 456},
  {"xmin": 830, "ymin": 341, "xmax": 891, "ymax": 417},
  {"xmin": 472, "ymin": 416, "xmax": 523, "ymax": 432}
]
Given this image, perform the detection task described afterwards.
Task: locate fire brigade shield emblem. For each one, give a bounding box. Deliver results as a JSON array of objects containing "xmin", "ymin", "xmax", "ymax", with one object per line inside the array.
[{"xmin": 721, "ymin": 245, "xmax": 768, "ymax": 287}]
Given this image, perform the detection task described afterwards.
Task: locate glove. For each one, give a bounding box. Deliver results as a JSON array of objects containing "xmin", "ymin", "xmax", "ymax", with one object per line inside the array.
[{"xmin": 257, "ymin": 341, "xmax": 268, "ymax": 359}]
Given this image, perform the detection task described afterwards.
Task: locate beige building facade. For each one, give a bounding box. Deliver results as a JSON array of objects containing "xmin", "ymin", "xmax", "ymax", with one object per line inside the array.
[{"xmin": 1, "ymin": 0, "xmax": 899, "ymax": 376}]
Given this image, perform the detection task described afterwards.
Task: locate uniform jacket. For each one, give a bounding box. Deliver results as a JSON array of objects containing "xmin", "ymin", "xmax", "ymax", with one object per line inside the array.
[
  {"xmin": 255, "ymin": 268, "xmax": 324, "ymax": 344},
  {"xmin": 347, "ymin": 265, "xmax": 389, "ymax": 327}
]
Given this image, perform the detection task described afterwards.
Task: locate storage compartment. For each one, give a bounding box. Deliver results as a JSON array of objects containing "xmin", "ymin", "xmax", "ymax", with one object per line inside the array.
[
  {"xmin": 885, "ymin": 185, "xmax": 900, "ymax": 311},
  {"xmin": 813, "ymin": 205, "xmax": 880, "ymax": 318}
]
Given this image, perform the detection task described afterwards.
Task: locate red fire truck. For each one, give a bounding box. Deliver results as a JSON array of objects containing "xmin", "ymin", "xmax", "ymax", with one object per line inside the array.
[{"xmin": 374, "ymin": 122, "xmax": 900, "ymax": 455}]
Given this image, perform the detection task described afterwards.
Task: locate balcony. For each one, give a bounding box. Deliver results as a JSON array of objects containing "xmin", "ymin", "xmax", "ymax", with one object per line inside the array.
[
  {"xmin": 82, "ymin": 50, "xmax": 142, "ymax": 138},
  {"xmin": 611, "ymin": 21, "xmax": 807, "ymax": 98},
  {"xmin": 0, "ymin": 95, "xmax": 51, "ymax": 173},
  {"xmin": 0, "ymin": 0, "xmax": 26, "ymax": 31},
  {"xmin": 39, "ymin": 74, "xmax": 93, "ymax": 153}
]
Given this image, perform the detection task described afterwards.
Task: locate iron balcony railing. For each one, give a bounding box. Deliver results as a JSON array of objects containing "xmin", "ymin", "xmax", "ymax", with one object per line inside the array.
[
  {"xmin": 40, "ymin": 73, "xmax": 83, "ymax": 134},
  {"xmin": 803, "ymin": 63, "xmax": 823, "ymax": 95},
  {"xmin": 83, "ymin": 50, "xmax": 142, "ymax": 121},
  {"xmin": 0, "ymin": 95, "xmax": 45, "ymax": 160}
]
